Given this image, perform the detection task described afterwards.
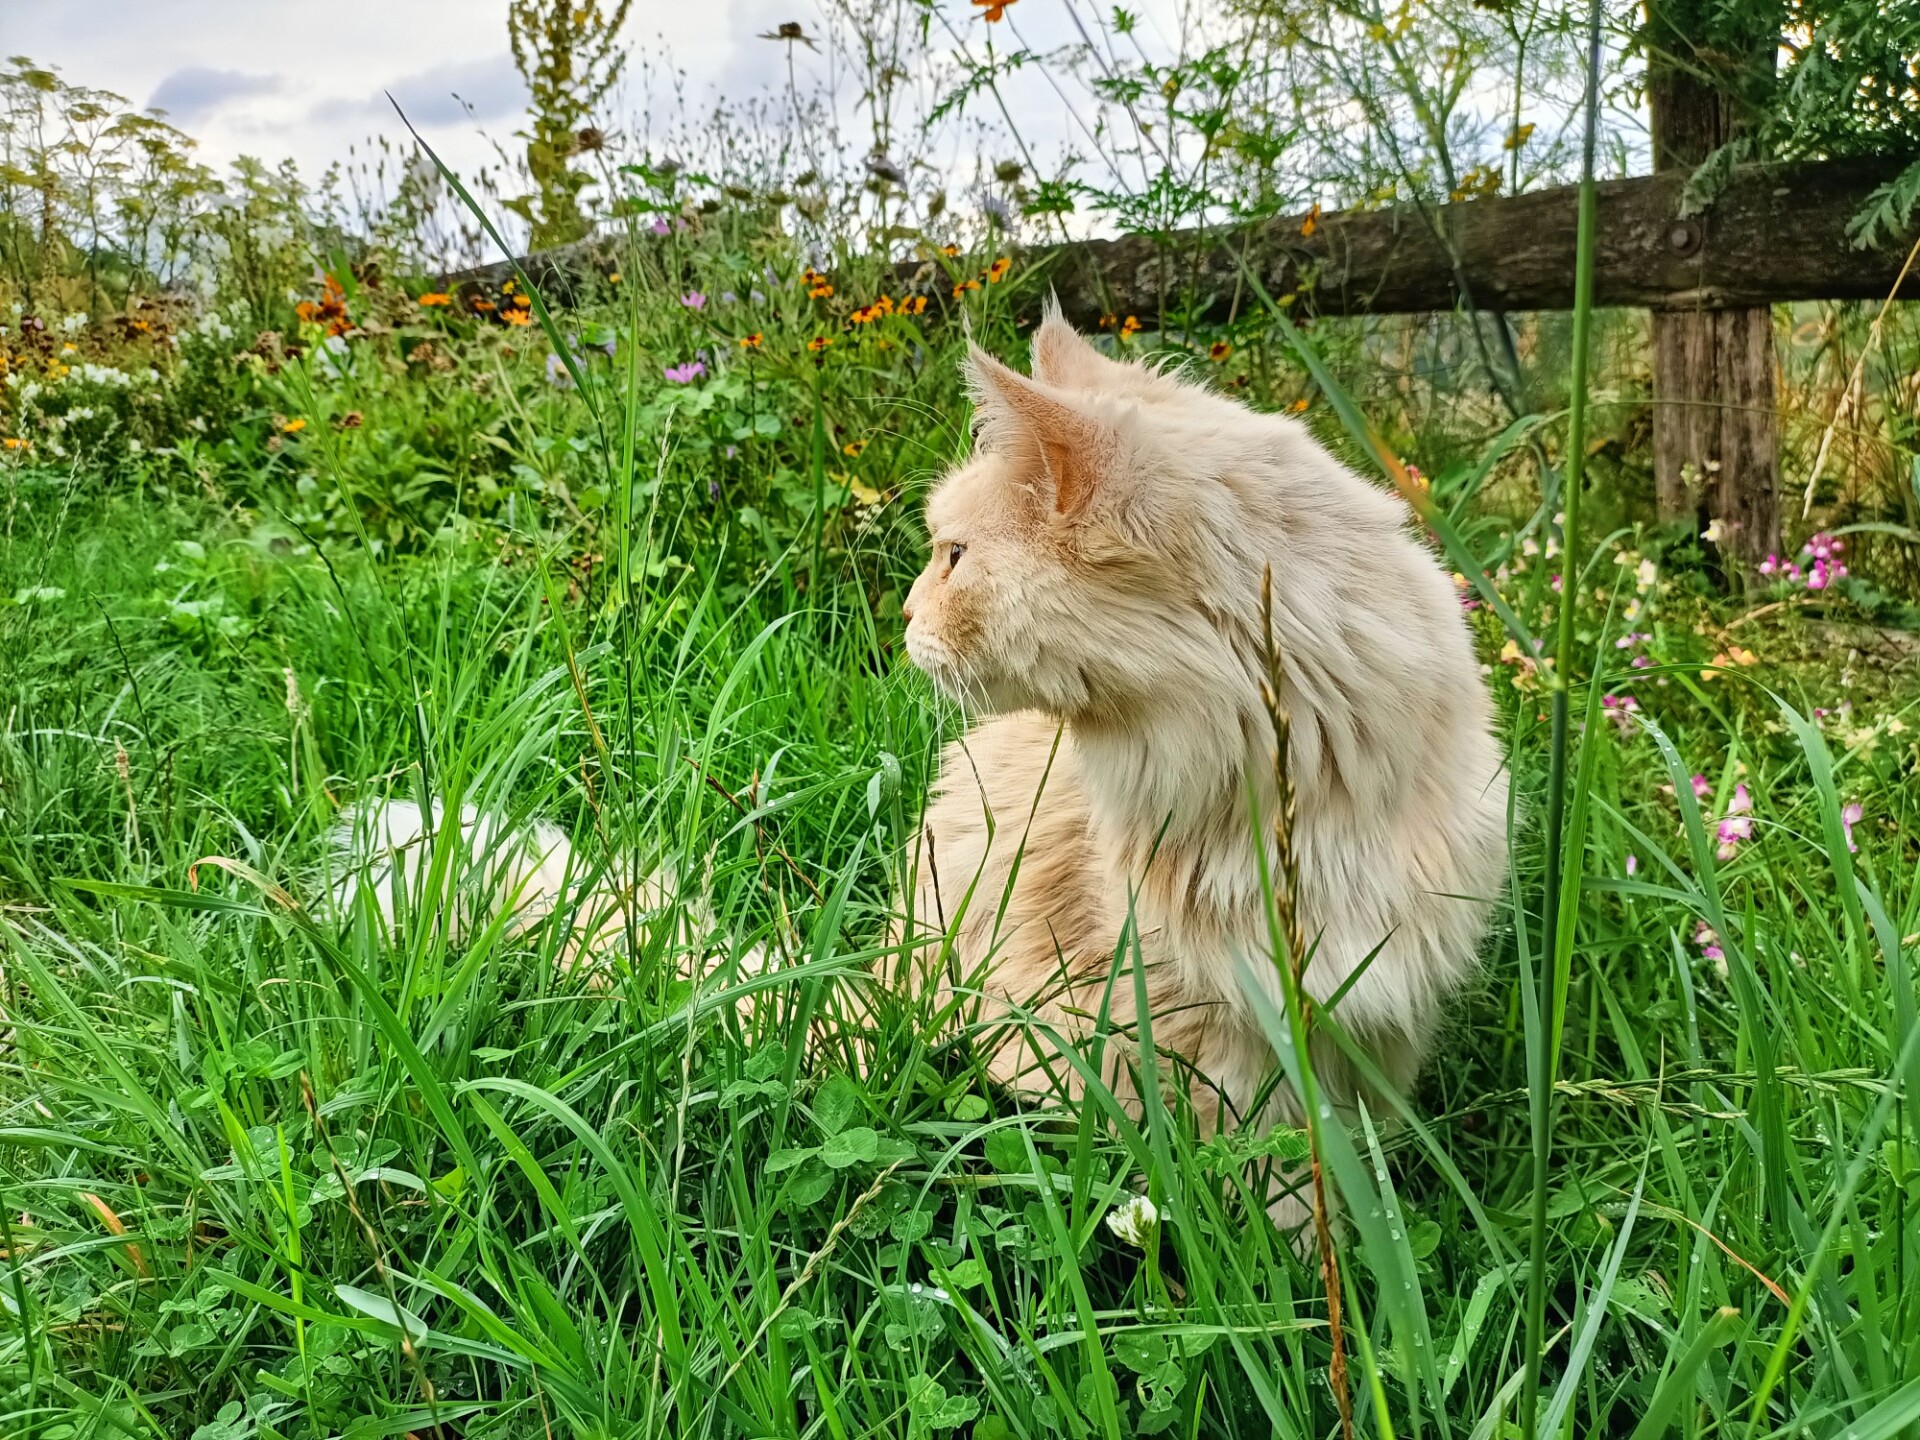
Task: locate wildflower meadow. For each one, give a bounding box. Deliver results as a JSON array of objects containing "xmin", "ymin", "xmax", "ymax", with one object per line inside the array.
[{"xmin": 4, "ymin": 3, "xmax": 1920, "ymax": 1437}]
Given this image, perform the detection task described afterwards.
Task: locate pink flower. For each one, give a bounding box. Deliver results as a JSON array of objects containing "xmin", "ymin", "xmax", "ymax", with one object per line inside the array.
[
  {"xmin": 1691, "ymin": 774, "xmax": 1712, "ymax": 801},
  {"xmin": 1625, "ymin": 853, "xmax": 1639, "ymax": 877},
  {"xmin": 650, "ymin": 217, "xmax": 672, "ymax": 235},
  {"xmin": 680, "ymin": 290, "xmax": 707, "ymax": 310},
  {"xmin": 663, "ymin": 360, "xmax": 705, "ymax": 383},
  {"xmin": 1842, "ymin": 801, "xmax": 1863, "ymax": 853},
  {"xmin": 1714, "ymin": 783, "xmax": 1753, "ymax": 861},
  {"xmin": 1694, "ymin": 921, "xmax": 1724, "ymax": 962},
  {"xmin": 1602, "ymin": 693, "xmax": 1640, "ymax": 734}
]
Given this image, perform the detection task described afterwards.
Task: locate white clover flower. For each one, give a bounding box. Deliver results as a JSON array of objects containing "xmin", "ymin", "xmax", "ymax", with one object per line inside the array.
[
  {"xmin": 1105, "ymin": 1194, "xmax": 1159, "ymax": 1248},
  {"xmin": 60, "ymin": 313, "xmax": 87, "ymax": 334}
]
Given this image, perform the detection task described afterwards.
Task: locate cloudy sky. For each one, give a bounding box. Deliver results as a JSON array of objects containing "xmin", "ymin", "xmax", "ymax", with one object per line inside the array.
[
  {"xmin": 12, "ymin": 1, "xmax": 1140, "ymax": 186},
  {"xmin": 13, "ymin": 1, "xmax": 783, "ymax": 178}
]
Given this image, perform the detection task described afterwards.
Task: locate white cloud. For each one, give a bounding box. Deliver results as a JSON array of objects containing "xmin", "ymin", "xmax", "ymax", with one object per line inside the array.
[{"xmin": 148, "ymin": 67, "xmax": 282, "ymax": 122}]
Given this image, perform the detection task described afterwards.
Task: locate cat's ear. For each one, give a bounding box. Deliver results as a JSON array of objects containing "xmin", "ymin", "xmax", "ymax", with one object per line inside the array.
[
  {"xmin": 965, "ymin": 342, "xmax": 1113, "ymax": 517},
  {"xmin": 1028, "ymin": 297, "xmax": 1119, "ymax": 388}
]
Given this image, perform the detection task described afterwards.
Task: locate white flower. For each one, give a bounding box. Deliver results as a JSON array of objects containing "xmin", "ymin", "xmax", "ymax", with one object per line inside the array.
[
  {"xmin": 60, "ymin": 313, "xmax": 87, "ymax": 334},
  {"xmin": 1703, "ymin": 518, "xmax": 1728, "ymax": 545},
  {"xmin": 1105, "ymin": 1194, "xmax": 1159, "ymax": 1248},
  {"xmin": 1635, "ymin": 558, "xmax": 1659, "ymax": 590}
]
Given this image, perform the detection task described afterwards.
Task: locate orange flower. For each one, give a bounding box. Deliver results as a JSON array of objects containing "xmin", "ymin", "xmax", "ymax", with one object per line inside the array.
[
  {"xmin": 510, "ymin": 293, "xmax": 532, "ymax": 310},
  {"xmin": 1300, "ymin": 201, "xmax": 1322, "ymax": 238},
  {"xmin": 502, "ymin": 307, "xmax": 533, "ymax": 326},
  {"xmin": 850, "ymin": 305, "xmax": 875, "ymax": 324},
  {"xmin": 986, "ymin": 256, "xmax": 1011, "ymax": 283},
  {"xmin": 1208, "ymin": 340, "xmax": 1231, "ymax": 362},
  {"xmin": 739, "ymin": 332, "xmax": 764, "ymax": 349},
  {"xmin": 471, "ymin": 298, "xmax": 496, "ymax": 312},
  {"xmin": 1097, "ymin": 313, "xmax": 1117, "ymax": 330},
  {"xmin": 807, "ymin": 335, "xmax": 833, "ymax": 352},
  {"xmin": 280, "ymin": 417, "xmax": 308, "ymax": 434},
  {"xmin": 843, "ymin": 439, "xmax": 867, "ymax": 456},
  {"xmin": 418, "ymin": 291, "xmax": 452, "ymax": 307},
  {"xmin": 973, "ymin": 0, "xmax": 1017, "ymax": 20},
  {"xmin": 874, "ymin": 294, "xmax": 896, "ymax": 314},
  {"xmin": 1289, "ymin": 396, "xmax": 1309, "ymax": 412},
  {"xmin": 294, "ymin": 301, "xmax": 323, "ymax": 324},
  {"xmin": 2, "ymin": 437, "xmax": 30, "ymax": 451},
  {"xmin": 808, "ymin": 282, "xmax": 835, "ymax": 299},
  {"xmin": 941, "ymin": 244, "xmax": 961, "ymax": 258},
  {"xmin": 1118, "ymin": 314, "xmax": 1141, "ymax": 340},
  {"xmin": 952, "ymin": 278, "xmax": 981, "ymax": 298},
  {"xmin": 905, "ymin": 295, "xmax": 928, "ymax": 315}
]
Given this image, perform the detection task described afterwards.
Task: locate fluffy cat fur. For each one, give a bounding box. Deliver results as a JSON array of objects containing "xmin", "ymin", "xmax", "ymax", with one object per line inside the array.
[
  {"xmin": 897, "ymin": 310, "xmax": 1507, "ymax": 1137},
  {"xmin": 324, "ymin": 314, "xmax": 1507, "ymax": 1225}
]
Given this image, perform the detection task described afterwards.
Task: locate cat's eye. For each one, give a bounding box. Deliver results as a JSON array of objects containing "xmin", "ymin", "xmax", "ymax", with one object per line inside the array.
[{"xmin": 947, "ymin": 542, "xmax": 967, "ymax": 572}]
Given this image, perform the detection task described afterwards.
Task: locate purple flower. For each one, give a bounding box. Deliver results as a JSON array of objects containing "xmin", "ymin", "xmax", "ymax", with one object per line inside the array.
[
  {"xmin": 545, "ymin": 351, "xmax": 575, "ymax": 389},
  {"xmin": 1625, "ymin": 853, "xmax": 1639, "ymax": 877},
  {"xmin": 650, "ymin": 217, "xmax": 672, "ymax": 236},
  {"xmin": 681, "ymin": 290, "xmax": 706, "ymax": 310},
  {"xmin": 1842, "ymin": 801, "xmax": 1863, "ymax": 852},
  {"xmin": 1715, "ymin": 782, "xmax": 1754, "ymax": 861},
  {"xmin": 663, "ymin": 360, "xmax": 705, "ymax": 383}
]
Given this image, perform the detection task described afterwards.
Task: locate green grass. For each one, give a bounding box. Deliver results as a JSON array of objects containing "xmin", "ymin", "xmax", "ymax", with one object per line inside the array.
[{"xmin": 4, "ymin": 259, "xmax": 1920, "ymax": 1436}]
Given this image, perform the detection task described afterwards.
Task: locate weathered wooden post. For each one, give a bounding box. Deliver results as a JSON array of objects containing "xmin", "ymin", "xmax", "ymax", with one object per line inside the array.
[{"xmin": 1644, "ymin": 0, "xmax": 1785, "ymax": 573}]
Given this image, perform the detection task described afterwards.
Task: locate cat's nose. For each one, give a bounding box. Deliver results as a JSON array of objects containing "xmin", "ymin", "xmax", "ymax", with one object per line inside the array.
[{"xmin": 901, "ymin": 596, "xmax": 917, "ymax": 624}]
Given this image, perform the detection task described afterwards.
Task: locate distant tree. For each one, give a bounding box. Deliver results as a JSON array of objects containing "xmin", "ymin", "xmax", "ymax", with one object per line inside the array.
[{"xmin": 505, "ymin": 0, "xmax": 634, "ymax": 248}]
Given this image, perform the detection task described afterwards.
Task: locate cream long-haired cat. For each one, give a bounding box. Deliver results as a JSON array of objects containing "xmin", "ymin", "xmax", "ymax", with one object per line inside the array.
[
  {"xmin": 328, "ymin": 314, "xmax": 1506, "ymax": 1205},
  {"xmin": 896, "ymin": 311, "xmax": 1507, "ymax": 1137}
]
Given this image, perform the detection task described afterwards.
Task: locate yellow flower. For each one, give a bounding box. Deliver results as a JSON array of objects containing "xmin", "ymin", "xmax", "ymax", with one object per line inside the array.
[
  {"xmin": 807, "ymin": 335, "xmax": 833, "ymax": 353},
  {"xmin": 739, "ymin": 332, "xmax": 764, "ymax": 349},
  {"xmin": 843, "ymin": 439, "xmax": 867, "ymax": 456},
  {"xmin": 280, "ymin": 417, "xmax": 308, "ymax": 434},
  {"xmin": 1118, "ymin": 315, "xmax": 1141, "ymax": 340},
  {"xmin": 952, "ymin": 278, "xmax": 981, "ymax": 298},
  {"xmin": 809, "ymin": 282, "xmax": 835, "ymax": 299},
  {"xmin": 2, "ymin": 437, "xmax": 29, "ymax": 451},
  {"xmin": 986, "ymin": 256, "xmax": 1011, "ymax": 283},
  {"xmin": 417, "ymin": 291, "xmax": 452, "ymax": 307},
  {"xmin": 502, "ymin": 308, "xmax": 533, "ymax": 326},
  {"xmin": 1208, "ymin": 340, "xmax": 1231, "ymax": 362},
  {"xmin": 906, "ymin": 295, "xmax": 928, "ymax": 315},
  {"xmin": 1289, "ymin": 397, "xmax": 1309, "ymax": 412},
  {"xmin": 608, "ymin": 272, "xmax": 622, "ymax": 284}
]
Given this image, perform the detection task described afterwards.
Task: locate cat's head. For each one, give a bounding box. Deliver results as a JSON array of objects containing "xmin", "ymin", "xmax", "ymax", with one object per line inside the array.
[{"xmin": 903, "ymin": 311, "xmax": 1253, "ymax": 717}]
